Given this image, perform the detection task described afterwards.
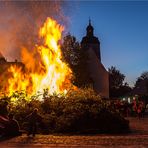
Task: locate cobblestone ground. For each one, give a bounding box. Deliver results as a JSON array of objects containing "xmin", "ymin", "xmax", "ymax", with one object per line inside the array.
[{"xmin": 0, "ymin": 117, "xmax": 148, "ymax": 148}]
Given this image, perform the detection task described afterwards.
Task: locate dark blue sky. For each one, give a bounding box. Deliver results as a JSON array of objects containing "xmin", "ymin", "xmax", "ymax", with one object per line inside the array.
[{"xmin": 65, "ymin": 1, "xmax": 148, "ymax": 87}]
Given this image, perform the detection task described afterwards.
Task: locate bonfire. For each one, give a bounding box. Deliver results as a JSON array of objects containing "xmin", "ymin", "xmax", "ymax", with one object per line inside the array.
[{"xmin": 4, "ymin": 17, "xmax": 75, "ymax": 100}]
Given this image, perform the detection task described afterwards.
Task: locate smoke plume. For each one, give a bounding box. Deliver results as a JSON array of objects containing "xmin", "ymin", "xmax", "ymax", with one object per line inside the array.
[{"xmin": 0, "ymin": 1, "xmax": 67, "ymax": 61}]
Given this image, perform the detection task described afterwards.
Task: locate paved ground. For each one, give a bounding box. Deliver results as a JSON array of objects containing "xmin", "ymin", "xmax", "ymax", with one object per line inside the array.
[{"xmin": 0, "ymin": 117, "xmax": 148, "ymax": 148}]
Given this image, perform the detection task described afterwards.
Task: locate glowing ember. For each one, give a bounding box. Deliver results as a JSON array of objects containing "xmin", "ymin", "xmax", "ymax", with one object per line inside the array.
[{"xmin": 6, "ymin": 17, "xmax": 73, "ymax": 98}]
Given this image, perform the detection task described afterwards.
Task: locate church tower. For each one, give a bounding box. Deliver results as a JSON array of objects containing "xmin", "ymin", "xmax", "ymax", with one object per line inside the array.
[
  {"xmin": 81, "ymin": 19, "xmax": 101, "ymax": 61},
  {"xmin": 81, "ymin": 20, "xmax": 109, "ymax": 98}
]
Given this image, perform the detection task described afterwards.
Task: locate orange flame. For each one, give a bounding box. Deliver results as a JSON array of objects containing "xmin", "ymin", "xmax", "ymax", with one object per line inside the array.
[{"xmin": 7, "ymin": 17, "xmax": 73, "ymax": 98}]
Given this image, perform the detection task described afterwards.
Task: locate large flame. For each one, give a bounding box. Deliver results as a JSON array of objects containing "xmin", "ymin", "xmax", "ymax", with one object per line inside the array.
[{"xmin": 6, "ymin": 17, "xmax": 73, "ymax": 98}]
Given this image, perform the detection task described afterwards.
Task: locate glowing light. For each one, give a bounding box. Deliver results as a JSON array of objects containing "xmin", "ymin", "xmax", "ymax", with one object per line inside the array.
[{"xmin": 6, "ymin": 17, "xmax": 73, "ymax": 100}]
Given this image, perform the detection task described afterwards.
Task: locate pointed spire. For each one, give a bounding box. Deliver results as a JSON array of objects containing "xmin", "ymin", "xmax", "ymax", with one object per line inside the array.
[
  {"xmin": 86, "ymin": 17, "xmax": 94, "ymax": 37},
  {"xmin": 89, "ymin": 17, "xmax": 91, "ymax": 26}
]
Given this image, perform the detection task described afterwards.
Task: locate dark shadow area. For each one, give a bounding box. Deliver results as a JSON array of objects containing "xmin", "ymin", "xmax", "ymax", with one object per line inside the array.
[{"xmin": 0, "ymin": 134, "xmax": 21, "ymax": 142}]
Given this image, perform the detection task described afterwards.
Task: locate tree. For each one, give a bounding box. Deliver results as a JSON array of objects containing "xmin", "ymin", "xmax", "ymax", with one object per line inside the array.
[
  {"xmin": 135, "ymin": 71, "xmax": 148, "ymax": 83},
  {"xmin": 61, "ymin": 34, "xmax": 80, "ymax": 66},
  {"xmin": 108, "ymin": 66, "xmax": 125, "ymax": 89},
  {"xmin": 108, "ymin": 66, "xmax": 131, "ymax": 98},
  {"xmin": 134, "ymin": 71, "xmax": 148, "ymax": 94},
  {"xmin": 61, "ymin": 34, "xmax": 90, "ymax": 87}
]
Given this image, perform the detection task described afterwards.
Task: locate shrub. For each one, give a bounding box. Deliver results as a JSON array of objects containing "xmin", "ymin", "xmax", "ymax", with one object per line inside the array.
[{"xmin": 1, "ymin": 88, "xmax": 129, "ymax": 134}]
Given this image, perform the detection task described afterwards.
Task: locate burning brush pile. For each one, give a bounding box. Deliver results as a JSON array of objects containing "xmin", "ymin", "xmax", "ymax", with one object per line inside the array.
[
  {"xmin": 1, "ymin": 17, "xmax": 76, "ymax": 101},
  {"xmin": 0, "ymin": 18, "xmax": 129, "ymax": 134}
]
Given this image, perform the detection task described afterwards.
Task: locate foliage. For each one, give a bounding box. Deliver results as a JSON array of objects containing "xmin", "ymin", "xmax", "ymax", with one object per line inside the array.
[
  {"xmin": 61, "ymin": 34, "xmax": 91, "ymax": 87},
  {"xmin": 108, "ymin": 66, "xmax": 131, "ymax": 98},
  {"xmin": 134, "ymin": 71, "xmax": 148, "ymax": 94},
  {"xmin": 108, "ymin": 66, "xmax": 125, "ymax": 88},
  {"xmin": 0, "ymin": 88, "xmax": 129, "ymax": 134},
  {"xmin": 61, "ymin": 34, "xmax": 80, "ymax": 66},
  {"xmin": 138, "ymin": 71, "xmax": 148, "ymax": 80}
]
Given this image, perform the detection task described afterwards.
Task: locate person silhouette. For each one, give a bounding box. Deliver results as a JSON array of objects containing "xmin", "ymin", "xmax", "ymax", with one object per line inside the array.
[{"xmin": 26, "ymin": 108, "xmax": 42, "ymax": 137}]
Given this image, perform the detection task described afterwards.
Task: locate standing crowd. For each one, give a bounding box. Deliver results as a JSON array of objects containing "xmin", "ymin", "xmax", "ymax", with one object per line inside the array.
[{"xmin": 113, "ymin": 98, "xmax": 147, "ymax": 118}]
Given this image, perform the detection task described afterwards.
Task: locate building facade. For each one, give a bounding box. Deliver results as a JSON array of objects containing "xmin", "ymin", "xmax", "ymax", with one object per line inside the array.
[{"xmin": 81, "ymin": 20, "xmax": 109, "ymax": 98}]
